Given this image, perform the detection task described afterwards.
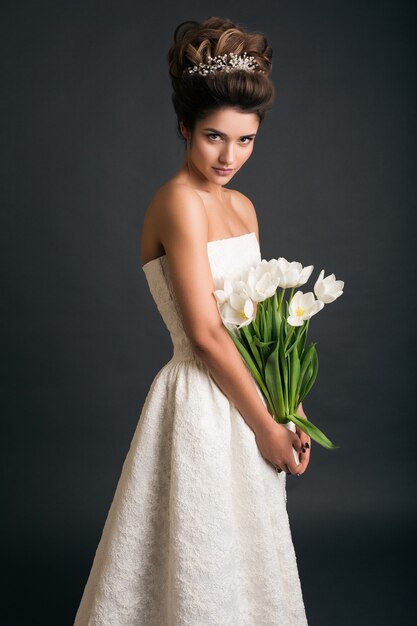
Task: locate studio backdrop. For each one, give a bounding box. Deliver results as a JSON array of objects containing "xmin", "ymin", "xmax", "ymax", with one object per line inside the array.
[{"xmin": 2, "ymin": 1, "xmax": 415, "ymax": 624}]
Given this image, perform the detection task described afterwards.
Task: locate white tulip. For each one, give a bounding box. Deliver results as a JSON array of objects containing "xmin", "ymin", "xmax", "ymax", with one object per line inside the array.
[
  {"xmin": 269, "ymin": 257, "xmax": 314, "ymax": 289},
  {"xmin": 314, "ymin": 269, "xmax": 344, "ymax": 304},
  {"xmin": 213, "ymin": 275, "xmax": 255, "ymax": 328},
  {"xmin": 287, "ymin": 291, "xmax": 324, "ymax": 326},
  {"xmin": 218, "ymin": 291, "xmax": 254, "ymax": 328},
  {"xmin": 243, "ymin": 261, "xmax": 280, "ymax": 302},
  {"xmin": 213, "ymin": 277, "xmax": 233, "ymax": 304}
]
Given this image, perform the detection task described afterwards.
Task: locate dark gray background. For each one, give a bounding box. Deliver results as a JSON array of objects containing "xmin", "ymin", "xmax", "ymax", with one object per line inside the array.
[{"xmin": 2, "ymin": 1, "xmax": 416, "ymax": 624}]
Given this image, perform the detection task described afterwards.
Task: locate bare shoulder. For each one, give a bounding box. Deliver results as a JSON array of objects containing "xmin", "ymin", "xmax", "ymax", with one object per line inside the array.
[
  {"xmin": 146, "ymin": 182, "xmax": 204, "ymax": 220},
  {"xmin": 156, "ymin": 183, "xmax": 208, "ymax": 242},
  {"xmin": 228, "ymin": 188, "xmax": 259, "ymax": 236},
  {"xmin": 141, "ymin": 183, "xmax": 208, "ymax": 264}
]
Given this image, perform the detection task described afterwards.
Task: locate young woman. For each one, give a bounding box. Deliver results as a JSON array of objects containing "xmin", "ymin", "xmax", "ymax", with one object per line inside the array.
[{"xmin": 74, "ymin": 16, "xmax": 311, "ymax": 625}]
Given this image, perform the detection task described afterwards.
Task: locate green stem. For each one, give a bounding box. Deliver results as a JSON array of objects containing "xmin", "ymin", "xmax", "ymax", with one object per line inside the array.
[
  {"xmin": 278, "ymin": 288, "xmax": 286, "ymax": 311},
  {"xmin": 283, "ymin": 325, "xmax": 295, "ymax": 352},
  {"xmin": 251, "ymin": 316, "xmax": 261, "ymax": 339}
]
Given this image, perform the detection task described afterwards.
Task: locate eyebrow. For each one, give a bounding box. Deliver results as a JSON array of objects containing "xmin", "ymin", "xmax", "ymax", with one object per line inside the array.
[{"xmin": 203, "ymin": 127, "xmax": 257, "ymax": 138}]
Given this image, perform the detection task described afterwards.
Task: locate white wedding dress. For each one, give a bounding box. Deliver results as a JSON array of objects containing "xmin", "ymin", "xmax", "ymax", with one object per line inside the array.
[{"xmin": 73, "ymin": 231, "xmax": 308, "ymax": 626}]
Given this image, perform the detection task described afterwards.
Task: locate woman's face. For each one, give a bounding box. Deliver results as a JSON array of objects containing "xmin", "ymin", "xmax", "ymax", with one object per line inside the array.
[{"xmin": 182, "ymin": 107, "xmax": 260, "ymax": 185}]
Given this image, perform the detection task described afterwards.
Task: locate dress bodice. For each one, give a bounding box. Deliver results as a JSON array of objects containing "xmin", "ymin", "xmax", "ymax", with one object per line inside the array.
[{"xmin": 142, "ymin": 232, "xmax": 261, "ymax": 363}]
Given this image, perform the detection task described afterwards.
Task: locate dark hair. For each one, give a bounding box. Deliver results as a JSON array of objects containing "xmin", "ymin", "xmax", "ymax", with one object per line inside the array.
[{"xmin": 167, "ymin": 16, "xmax": 275, "ymax": 142}]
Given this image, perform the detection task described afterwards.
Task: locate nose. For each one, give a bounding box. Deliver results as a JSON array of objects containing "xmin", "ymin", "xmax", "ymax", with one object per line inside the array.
[{"xmin": 219, "ymin": 142, "xmax": 234, "ymax": 166}]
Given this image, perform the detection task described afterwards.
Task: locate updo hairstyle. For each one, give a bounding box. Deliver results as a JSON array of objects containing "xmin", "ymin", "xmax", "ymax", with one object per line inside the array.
[{"xmin": 167, "ymin": 16, "xmax": 275, "ymax": 142}]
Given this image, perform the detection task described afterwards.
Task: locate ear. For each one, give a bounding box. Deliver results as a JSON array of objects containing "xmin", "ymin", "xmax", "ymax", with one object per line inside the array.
[{"xmin": 180, "ymin": 120, "xmax": 190, "ymax": 141}]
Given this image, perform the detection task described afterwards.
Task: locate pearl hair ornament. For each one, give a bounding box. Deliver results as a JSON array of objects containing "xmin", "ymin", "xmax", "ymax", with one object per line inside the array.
[{"xmin": 183, "ymin": 51, "xmax": 264, "ymax": 76}]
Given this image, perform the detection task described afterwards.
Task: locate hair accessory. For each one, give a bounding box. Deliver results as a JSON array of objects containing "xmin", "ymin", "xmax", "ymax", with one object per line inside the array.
[{"xmin": 184, "ymin": 51, "xmax": 264, "ymax": 76}]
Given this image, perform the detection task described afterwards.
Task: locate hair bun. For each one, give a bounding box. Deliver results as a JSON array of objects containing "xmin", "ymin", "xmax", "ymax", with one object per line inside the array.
[{"xmin": 167, "ymin": 16, "xmax": 275, "ymax": 142}]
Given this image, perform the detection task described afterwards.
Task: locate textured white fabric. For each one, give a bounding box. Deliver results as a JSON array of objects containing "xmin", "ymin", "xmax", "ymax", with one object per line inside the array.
[{"xmin": 73, "ymin": 232, "xmax": 308, "ymax": 626}]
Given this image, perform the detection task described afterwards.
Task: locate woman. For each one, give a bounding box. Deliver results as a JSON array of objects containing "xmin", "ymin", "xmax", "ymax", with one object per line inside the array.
[{"xmin": 74, "ymin": 16, "xmax": 311, "ymax": 625}]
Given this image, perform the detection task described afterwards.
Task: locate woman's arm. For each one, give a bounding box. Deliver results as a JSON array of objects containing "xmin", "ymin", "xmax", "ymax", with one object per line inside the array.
[{"xmin": 154, "ymin": 184, "xmax": 304, "ymax": 474}]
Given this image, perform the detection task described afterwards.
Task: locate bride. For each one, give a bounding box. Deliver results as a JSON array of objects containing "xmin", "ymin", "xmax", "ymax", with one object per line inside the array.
[{"xmin": 74, "ymin": 15, "xmax": 311, "ymax": 625}]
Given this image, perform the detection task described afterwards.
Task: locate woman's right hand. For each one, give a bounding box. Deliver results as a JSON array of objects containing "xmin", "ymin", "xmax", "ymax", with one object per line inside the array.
[{"xmin": 254, "ymin": 420, "xmax": 304, "ymax": 475}]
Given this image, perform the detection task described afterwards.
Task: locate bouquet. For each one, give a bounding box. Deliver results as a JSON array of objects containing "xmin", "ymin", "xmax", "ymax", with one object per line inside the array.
[{"xmin": 213, "ymin": 255, "xmax": 344, "ymax": 462}]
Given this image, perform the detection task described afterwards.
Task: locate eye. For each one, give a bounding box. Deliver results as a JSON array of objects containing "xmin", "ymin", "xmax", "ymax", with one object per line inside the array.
[
  {"xmin": 207, "ymin": 133, "xmax": 222, "ymax": 141},
  {"xmin": 205, "ymin": 133, "xmax": 255, "ymax": 144}
]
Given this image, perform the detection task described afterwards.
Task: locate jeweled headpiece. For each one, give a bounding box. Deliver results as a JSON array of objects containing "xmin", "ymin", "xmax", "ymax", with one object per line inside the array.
[{"xmin": 183, "ymin": 51, "xmax": 264, "ymax": 76}]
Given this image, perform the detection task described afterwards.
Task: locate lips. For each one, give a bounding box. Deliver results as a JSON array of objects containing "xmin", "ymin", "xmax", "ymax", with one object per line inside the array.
[{"xmin": 213, "ymin": 167, "xmax": 233, "ymax": 173}]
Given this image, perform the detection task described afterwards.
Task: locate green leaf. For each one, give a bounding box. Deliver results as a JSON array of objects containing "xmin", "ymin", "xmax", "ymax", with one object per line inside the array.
[
  {"xmin": 299, "ymin": 349, "xmax": 319, "ymax": 403},
  {"xmin": 279, "ymin": 344, "xmax": 289, "ymax": 415},
  {"xmin": 255, "ymin": 302, "xmax": 269, "ymax": 370},
  {"xmin": 261, "ymin": 306, "xmax": 267, "ymax": 339},
  {"xmin": 283, "ymin": 324, "xmax": 296, "ymax": 354},
  {"xmin": 226, "ymin": 328, "xmax": 272, "ymax": 409},
  {"xmin": 296, "ymin": 344, "xmax": 316, "ymax": 401},
  {"xmin": 226, "ymin": 328, "xmax": 258, "ymax": 377},
  {"xmin": 285, "ymin": 339, "xmax": 299, "ymax": 358},
  {"xmin": 279, "ymin": 308, "xmax": 286, "ymax": 346},
  {"xmin": 298, "ymin": 362, "xmax": 313, "ymax": 400},
  {"xmin": 297, "ymin": 321, "xmax": 308, "ymax": 357},
  {"xmin": 265, "ymin": 306, "xmax": 272, "ymax": 343},
  {"xmin": 271, "ymin": 292, "xmax": 281, "ymax": 342},
  {"xmin": 241, "ymin": 325, "xmax": 263, "ymax": 373},
  {"xmin": 288, "ymin": 412, "xmax": 339, "ymax": 450},
  {"xmin": 299, "ymin": 344, "xmax": 316, "ymax": 380},
  {"xmin": 265, "ymin": 343, "xmax": 286, "ymax": 419},
  {"xmin": 289, "ymin": 345, "xmax": 300, "ymax": 414},
  {"xmin": 253, "ymin": 337, "xmax": 275, "ymax": 348}
]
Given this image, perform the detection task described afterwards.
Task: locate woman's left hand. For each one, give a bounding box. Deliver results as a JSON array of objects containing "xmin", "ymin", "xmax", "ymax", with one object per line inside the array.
[{"xmin": 294, "ymin": 402, "xmax": 311, "ymax": 474}]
